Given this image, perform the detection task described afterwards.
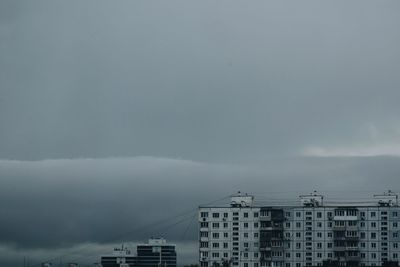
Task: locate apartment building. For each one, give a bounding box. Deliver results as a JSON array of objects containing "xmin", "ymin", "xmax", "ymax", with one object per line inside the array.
[{"xmin": 199, "ymin": 191, "xmax": 400, "ymax": 267}]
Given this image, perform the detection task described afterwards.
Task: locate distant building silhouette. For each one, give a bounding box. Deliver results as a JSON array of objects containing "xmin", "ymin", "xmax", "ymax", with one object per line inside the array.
[{"xmin": 100, "ymin": 238, "xmax": 176, "ymax": 267}]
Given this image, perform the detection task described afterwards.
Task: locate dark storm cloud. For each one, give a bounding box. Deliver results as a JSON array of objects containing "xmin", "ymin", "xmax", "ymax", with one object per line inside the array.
[
  {"xmin": 0, "ymin": 157, "xmax": 399, "ymax": 248},
  {"xmin": 1, "ymin": 1, "xmax": 400, "ymax": 161}
]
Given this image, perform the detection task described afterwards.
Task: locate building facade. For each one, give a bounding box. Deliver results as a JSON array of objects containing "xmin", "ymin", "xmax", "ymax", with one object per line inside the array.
[
  {"xmin": 199, "ymin": 192, "xmax": 400, "ymax": 267},
  {"xmin": 101, "ymin": 238, "xmax": 176, "ymax": 267},
  {"xmin": 136, "ymin": 238, "xmax": 177, "ymax": 267},
  {"xmin": 101, "ymin": 246, "xmax": 136, "ymax": 267}
]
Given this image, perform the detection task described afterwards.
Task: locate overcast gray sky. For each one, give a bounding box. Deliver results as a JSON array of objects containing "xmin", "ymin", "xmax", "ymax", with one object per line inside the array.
[{"xmin": 1, "ymin": 0, "xmax": 400, "ymax": 266}]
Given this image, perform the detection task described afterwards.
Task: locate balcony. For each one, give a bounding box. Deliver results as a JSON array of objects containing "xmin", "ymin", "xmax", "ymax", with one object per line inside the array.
[
  {"xmin": 333, "ymin": 225, "xmax": 346, "ymax": 231},
  {"xmin": 346, "ymin": 255, "xmax": 361, "ymax": 261},
  {"xmin": 345, "ymin": 247, "xmax": 359, "ymax": 251},
  {"xmin": 345, "ymin": 236, "xmax": 360, "ymax": 241},
  {"xmin": 333, "ymin": 246, "xmax": 346, "ymax": 252},
  {"xmin": 333, "ymin": 216, "xmax": 358, "ymax": 221}
]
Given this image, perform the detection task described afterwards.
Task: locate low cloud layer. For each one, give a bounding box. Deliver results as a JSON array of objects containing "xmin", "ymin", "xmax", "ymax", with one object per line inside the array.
[{"xmin": 1, "ymin": 156, "xmax": 400, "ymax": 266}]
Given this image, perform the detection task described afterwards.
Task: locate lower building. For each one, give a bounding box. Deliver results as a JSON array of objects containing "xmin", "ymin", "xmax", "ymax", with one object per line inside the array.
[
  {"xmin": 101, "ymin": 238, "xmax": 176, "ymax": 267},
  {"xmin": 101, "ymin": 246, "xmax": 136, "ymax": 267},
  {"xmin": 137, "ymin": 238, "xmax": 177, "ymax": 267}
]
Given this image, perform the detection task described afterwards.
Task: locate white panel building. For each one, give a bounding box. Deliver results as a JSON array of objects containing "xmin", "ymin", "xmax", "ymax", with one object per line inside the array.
[{"xmin": 199, "ymin": 191, "xmax": 400, "ymax": 267}]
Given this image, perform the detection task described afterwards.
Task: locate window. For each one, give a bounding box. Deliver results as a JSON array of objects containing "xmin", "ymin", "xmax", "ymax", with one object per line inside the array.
[
  {"xmin": 212, "ymin": 222, "xmax": 219, "ymax": 228},
  {"xmin": 371, "ymin": 222, "xmax": 376, "ymax": 228},
  {"xmin": 328, "ymin": 233, "xmax": 332, "ymax": 238},
  {"xmin": 244, "ymin": 222, "xmax": 249, "ymax": 228},
  {"xmin": 200, "ymin": 242, "xmax": 209, "ymax": 248},
  {"xmin": 224, "ymin": 212, "xmax": 228, "ymax": 218},
  {"xmin": 243, "ymin": 253, "xmax": 248, "ymax": 258},
  {"xmin": 254, "ymin": 233, "xmax": 259, "ymax": 238},
  {"xmin": 244, "ymin": 242, "xmax": 249, "ymax": 248},
  {"xmin": 254, "ymin": 212, "xmax": 259, "ymax": 218},
  {"xmin": 200, "ymin": 232, "xmax": 208, "ymax": 237},
  {"xmin": 317, "ymin": 222, "xmax": 322, "ymax": 227},
  {"xmin": 254, "ymin": 222, "xmax": 259, "ymax": 228},
  {"xmin": 296, "ymin": 243, "xmax": 301, "ymax": 249},
  {"xmin": 212, "ymin": 252, "xmax": 219, "ymax": 258},
  {"xmin": 244, "ymin": 212, "xmax": 248, "ymax": 218},
  {"xmin": 201, "ymin": 222, "xmax": 209, "ymax": 228},
  {"xmin": 296, "ymin": 232, "xmax": 301, "ymax": 238},
  {"xmin": 317, "ymin": 212, "xmax": 322, "ymax": 218},
  {"xmin": 296, "ymin": 212, "xmax": 301, "ymax": 217},
  {"xmin": 223, "ymin": 232, "xmax": 228, "ymax": 238},
  {"xmin": 393, "ymin": 212, "xmax": 398, "ymax": 217},
  {"xmin": 371, "ymin": 212, "xmax": 376, "ymax": 217},
  {"xmin": 213, "ymin": 233, "xmax": 219, "ymax": 238},
  {"xmin": 201, "ymin": 212, "xmax": 209, "ymax": 218},
  {"xmin": 223, "ymin": 252, "xmax": 228, "ymax": 258},
  {"xmin": 212, "ymin": 213, "xmax": 219, "ymax": 218},
  {"xmin": 223, "ymin": 242, "xmax": 228, "ymax": 248},
  {"xmin": 317, "ymin": 232, "xmax": 322, "ymax": 238},
  {"xmin": 347, "ymin": 209, "xmax": 357, "ymax": 216},
  {"xmin": 317, "ymin": 243, "xmax": 322, "ymax": 249},
  {"xmin": 260, "ymin": 210, "xmax": 269, "ymax": 216},
  {"xmin": 223, "ymin": 223, "xmax": 228, "ymax": 228},
  {"xmin": 296, "ymin": 253, "xmax": 301, "ymax": 258},
  {"xmin": 371, "ymin": 232, "xmax": 376, "ymax": 239},
  {"xmin": 296, "ymin": 222, "xmax": 301, "ymax": 228},
  {"xmin": 371, "ymin": 243, "xmax": 377, "ymax": 248},
  {"xmin": 394, "ymin": 222, "xmax": 398, "ymax": 227},
  {"xmin": 335, "ymin": 210, "xmax": 345, "ymax": 216},
  {"xmin": 254, "ymin": 253, "xmax": 258, "ymax": 258},
  {"xmin": 328, "ymin": 243, "xmax": 332, "ymax": 248},
  {"xmin": 286, "ymin": 222, "xmax": 291, "ymax": 228},
  {"xmin": 212, "ymin": 242, "xmax": 219, "ymax": 248},
  {"xmin": 244, "ymin": 233, "xmax": 248, "ymax": 238}
]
